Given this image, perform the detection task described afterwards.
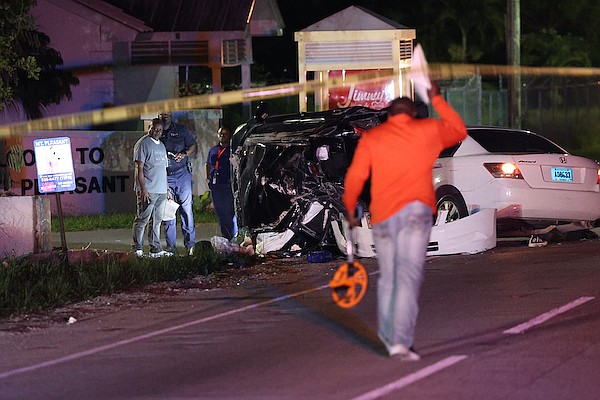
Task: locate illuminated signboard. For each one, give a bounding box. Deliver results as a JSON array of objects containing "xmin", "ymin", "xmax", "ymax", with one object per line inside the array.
[
  {"xmin": 33, "ymin": 137, "xmax": 76, "ymax": 194},
  {"xmin": 328, "ymin": 69, "xmax": 395, "ymax": 110}
]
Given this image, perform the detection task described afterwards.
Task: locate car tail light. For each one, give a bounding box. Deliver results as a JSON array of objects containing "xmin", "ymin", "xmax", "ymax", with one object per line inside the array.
[
  {"xmin": 597, "ymin": 168, "xmax": 600, "ymax": 184},
  {"xmin": 483, "ymin": 163, "xmax": 523, "ymax": 179}
]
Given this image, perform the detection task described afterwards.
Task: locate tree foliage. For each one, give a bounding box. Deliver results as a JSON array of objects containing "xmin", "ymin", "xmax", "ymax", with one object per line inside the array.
[
  {"xmin": 0, "ymin": 0, "xmax": 78, "ymax": 119},
  {"xmin": 0, "ymin": 0, "xmax": 40, "ymax": 106},
  {"xmin": 11, "ymin": 29, "xmax": 79, "ymax": 119},
  {"xmin": 415, "ymin": 0, "xmax": 506, "ymax": 63},
  {"xmin": 521, "ymin": 1, "xmax": 600, "ymax": 67},
  {"xmin": 522, "ymin": 29, "xmax": 590, "ymax": 68}
]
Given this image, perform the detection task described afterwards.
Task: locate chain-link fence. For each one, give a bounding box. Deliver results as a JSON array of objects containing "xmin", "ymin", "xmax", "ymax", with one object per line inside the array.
[
  {"xmin": 440, "ymin": 75, "xmax": 600, "ymax": 155},
  {"xmin": 443, "ymin": 75, "xmax": 508, "ymax": 127},
  {"xmin": 522, "ymin": 78, "xmax": 600, "ymax": 149}
]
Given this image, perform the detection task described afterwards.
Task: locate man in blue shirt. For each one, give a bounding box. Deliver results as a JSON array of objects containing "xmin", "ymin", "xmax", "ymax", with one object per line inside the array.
[
  {"xmin": 205, "ymin": 126, "xmax": 237, "ymax": 240},
  {"xmin": 159, "ymin": 112, "xmax": 197, "ymax": 255}
]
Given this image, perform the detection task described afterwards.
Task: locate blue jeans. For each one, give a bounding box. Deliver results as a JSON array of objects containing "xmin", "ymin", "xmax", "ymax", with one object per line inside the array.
[
  {"xmin": 133, "ymin": 192, "xmax": 167, "ymax": 253},
  {"xmin": 210, "ymin": 183, "xmax": 236, "ymax": 240},
  {"xmin": 164, "ymin": 169, "xmax": 196, "ymax": 250},
  {"xmin": 371, "ymin": 201, "xmax": 432, "ymax": 349}
]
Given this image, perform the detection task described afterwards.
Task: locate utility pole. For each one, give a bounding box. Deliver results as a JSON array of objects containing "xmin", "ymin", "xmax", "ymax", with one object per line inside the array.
[{"xmin": 507, "ymin": 0, "xmax": 521, "ymax": 128}]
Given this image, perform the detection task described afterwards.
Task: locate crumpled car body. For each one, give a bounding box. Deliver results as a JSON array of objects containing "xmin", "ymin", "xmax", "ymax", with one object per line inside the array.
[
  {"xmin": 231, "ymin": 107, "xmax": 383, "ymax": 256},
  {"xmin": 231, "ymin": 106, "xmax": 498, "ymax": 257},
  {"xmin": 330, "ymin": 208, "xmax": 497, "ymax": 257}
]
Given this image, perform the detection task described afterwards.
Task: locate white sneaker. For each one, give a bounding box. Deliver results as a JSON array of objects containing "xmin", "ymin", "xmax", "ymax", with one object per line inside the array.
[
  {"xmin": 387, "ymin": 344, "xmax": 421, "ymax": 361},
  {"xmin": 528, "ymin": 235, "xmax": 548, "ymax": 248},
  {"xmin": 135, "ymin": 250, "xmax": 144, "ymax": 258},
  {"xmin": 149, "ymin": 250, "xmax": 173, "ymax": 258},
  {"xmin": 379, "ymin": 334, "xmax": 421, "ymax": 360}
]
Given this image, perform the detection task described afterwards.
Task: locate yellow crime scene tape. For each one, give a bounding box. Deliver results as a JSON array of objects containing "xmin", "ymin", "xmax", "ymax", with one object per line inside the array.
[
  {"xmin": 0, "ymin": 70, "xmax": 393, "ymax": 138},
  {"xmin": 1, "ymin": 64, "xmax": 600, "ymax": 138}
]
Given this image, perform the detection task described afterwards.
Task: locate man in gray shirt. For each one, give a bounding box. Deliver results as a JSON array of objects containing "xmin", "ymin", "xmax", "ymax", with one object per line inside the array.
[{"xmin": 132, "ymin": 118, "xmax": 172, "ymax": 258}]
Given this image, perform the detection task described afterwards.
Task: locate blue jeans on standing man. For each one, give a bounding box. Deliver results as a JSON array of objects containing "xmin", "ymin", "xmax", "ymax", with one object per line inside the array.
[
  {"xmin": 371, "ymin": 201, "xmax": 432, "ymax": 350},
  {"xmin": 164, "ymin": 168, "xmax": 196, "ymax": 252}
]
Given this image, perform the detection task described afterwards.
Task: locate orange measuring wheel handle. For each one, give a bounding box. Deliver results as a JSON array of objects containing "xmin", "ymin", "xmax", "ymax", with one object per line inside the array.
[{"xmin": 329, "ymin": 260, "xmax": 368, "ymax": 308}]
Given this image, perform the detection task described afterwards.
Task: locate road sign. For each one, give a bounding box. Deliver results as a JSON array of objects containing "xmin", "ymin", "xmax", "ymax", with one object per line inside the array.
[{"xmin": 33, "ymin": 137, "xmax": 76, "ymax": 194}]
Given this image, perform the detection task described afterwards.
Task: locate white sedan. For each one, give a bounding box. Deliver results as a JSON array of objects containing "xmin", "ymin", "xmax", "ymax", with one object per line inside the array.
[{"xmin": 434, "ymin": 127, "xmax": 600, "ymax": 237}]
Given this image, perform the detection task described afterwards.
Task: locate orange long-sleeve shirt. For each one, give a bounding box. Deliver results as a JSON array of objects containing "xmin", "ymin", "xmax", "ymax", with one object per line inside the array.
[{"xmin": 342, "ymin": 95, "xmax": 467, "ymax": 225}]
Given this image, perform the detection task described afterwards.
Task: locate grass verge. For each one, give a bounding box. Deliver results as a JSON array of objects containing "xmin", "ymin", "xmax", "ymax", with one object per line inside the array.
[
  {"xmin": 0, "ymin": 247, "xmax": 255, "ymax": 318},
  {"xmin": 4, "ymin": 192, "xmax": 254, "ymax": 319}
]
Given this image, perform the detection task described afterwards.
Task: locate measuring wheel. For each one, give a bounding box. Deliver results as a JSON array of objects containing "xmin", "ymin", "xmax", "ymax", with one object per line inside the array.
[{"xmin": 329, "ymin": 260, "xmax": 368, "ymax": 308}]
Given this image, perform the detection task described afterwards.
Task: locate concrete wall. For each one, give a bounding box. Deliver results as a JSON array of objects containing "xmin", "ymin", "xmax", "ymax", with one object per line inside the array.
[
  {"xmin": 0, "ymin": 196, "xmax": 51, "ymax": 259},
  {"xmin": 5, "ymin": 110, "xmax": 222, "ymax": 216},
  {"xmin": 112, "ymin": 42, "xmax": 179, "ymax": 106}
]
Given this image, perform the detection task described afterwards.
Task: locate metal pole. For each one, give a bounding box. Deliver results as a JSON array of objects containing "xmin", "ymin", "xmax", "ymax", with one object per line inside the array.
[
  {"xmin": 55, "ymin": 192, "xmax": 69, "ymax": 263},
  {"xmin": 507, "ymin": 0, "xmax": 521, "ymax": 128}
]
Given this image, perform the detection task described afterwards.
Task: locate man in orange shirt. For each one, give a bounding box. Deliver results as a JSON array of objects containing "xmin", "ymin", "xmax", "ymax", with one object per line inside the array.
[{"xmin": 343, "ymin": 81, "xmax": 467, "ymax": 360}]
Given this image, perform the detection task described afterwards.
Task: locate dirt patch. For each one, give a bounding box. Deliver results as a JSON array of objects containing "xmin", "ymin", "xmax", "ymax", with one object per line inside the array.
[{"xmin": 24, "ymin": 248, "xmax": 135, "ymax": 264}]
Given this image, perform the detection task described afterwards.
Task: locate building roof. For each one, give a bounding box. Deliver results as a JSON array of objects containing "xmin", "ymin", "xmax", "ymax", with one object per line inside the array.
[
  {"xmin": 70, "ymin": 0, "xmax": 151, "ymax": 31},
  {"xmin": 301, "ymin": 5, "xmax": 410, "ymax": 31},
  {"xmin": 101, "ymin": 0, "xmax": 256, "ymax": 32}
]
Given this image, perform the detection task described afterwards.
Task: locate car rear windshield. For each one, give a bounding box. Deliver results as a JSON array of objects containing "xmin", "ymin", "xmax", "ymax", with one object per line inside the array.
[{"xmin": 468, "ymin": 129, "xmax": 566, "ymax": 154}]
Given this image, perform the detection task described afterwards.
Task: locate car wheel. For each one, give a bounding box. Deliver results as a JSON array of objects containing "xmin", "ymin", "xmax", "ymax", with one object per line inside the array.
[{"xmin": 435, "ymin": 188, "xmax": 468, "ymax": 223}]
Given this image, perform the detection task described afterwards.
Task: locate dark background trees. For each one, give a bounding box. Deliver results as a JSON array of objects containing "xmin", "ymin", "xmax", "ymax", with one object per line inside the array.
[{"xmin": 254, "ymin": 0, "xmax": 600, "ymax": 81}]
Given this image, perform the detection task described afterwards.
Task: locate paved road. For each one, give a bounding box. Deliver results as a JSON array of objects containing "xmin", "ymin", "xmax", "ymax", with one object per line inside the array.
[
  {"xmin": 52, "ymin": 223, "xmax": 222, "ymax": 253},
  {"xmin": 2, "ymin": 238, "xmax": 600, "ymax": 399}
]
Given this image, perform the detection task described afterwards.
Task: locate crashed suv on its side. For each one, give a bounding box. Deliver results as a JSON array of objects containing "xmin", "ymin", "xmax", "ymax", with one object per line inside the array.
[{"xmin": 231, "ymin": 106, "xmax": 383, "ymax": 256}]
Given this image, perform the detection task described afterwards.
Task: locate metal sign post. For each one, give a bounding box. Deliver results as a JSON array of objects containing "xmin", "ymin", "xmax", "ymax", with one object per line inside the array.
[{"xmin": 33, "ymin": 137, "xmax": 76, "ymax": 262}]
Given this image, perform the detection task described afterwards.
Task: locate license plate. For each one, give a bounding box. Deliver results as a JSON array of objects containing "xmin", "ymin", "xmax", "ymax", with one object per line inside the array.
[{"xmin": 551, "ymin": 167, "xmax": 573, "ymax": 182}]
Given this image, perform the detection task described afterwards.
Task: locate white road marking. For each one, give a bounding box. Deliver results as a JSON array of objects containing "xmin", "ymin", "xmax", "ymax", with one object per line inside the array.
[
  {"xmin": 503, "ymin": 296, "xmax": 595, "ymax": 335},
  {"xmin": 2, "ymin": 264, "xmax": 591, "ymax": 391},
  {"xmin": 349, "ymin": 355, "xmax": 468, "ymax": 400},
  {"xmin": 0, "ymin": 284, "xmax": 329, "ymax": 379},
  {"xmin": 0, "ymin": 270, "xmax": 384, "ymax": 380}
]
